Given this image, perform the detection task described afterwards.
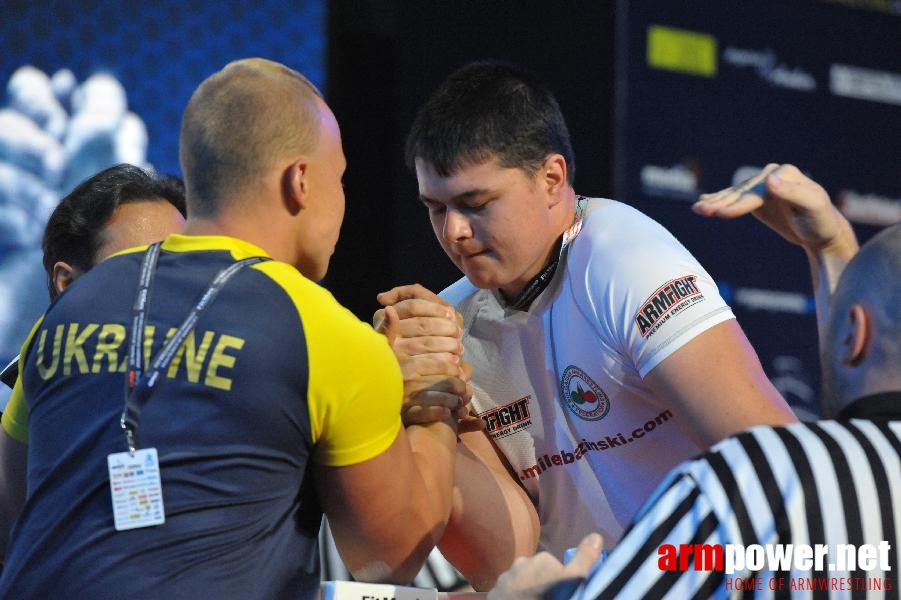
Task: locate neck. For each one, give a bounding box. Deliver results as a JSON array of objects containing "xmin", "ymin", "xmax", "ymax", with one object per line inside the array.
[
  {"xmin": 837, "ymin": 390, "xmax": 901, "ymax": 419},
  {"xmin": 559, "ymin": 186, "xmax": 578, "ymax": 220},
  {"xmin": 183, "ymin": 211, "xmax": 296, "ymax": 265},
  {"xmin": 500, "ymin": 188, "xmax": 580, "ymax": 308}
]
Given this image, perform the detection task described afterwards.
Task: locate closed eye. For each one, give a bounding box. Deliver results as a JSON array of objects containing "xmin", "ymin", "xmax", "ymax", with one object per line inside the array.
[
  {"xmin": 421, "ymin": 199, "xmax": 446, "ymax": 214},
  {"xmin": 460, "ymin": 201, "xmax": 487, "ymax": 212}
]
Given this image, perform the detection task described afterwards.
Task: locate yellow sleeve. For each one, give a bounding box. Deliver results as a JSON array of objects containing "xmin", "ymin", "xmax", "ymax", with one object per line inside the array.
[
  {"xmin": 259, "ymin": 262, "xmax": 403, "ymax": 467},
  {"xmin": 1, "ymin": 317, "xmax": 44, "ymax": 444}
]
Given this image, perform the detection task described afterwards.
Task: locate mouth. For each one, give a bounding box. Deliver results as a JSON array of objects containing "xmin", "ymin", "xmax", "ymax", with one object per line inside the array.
[{"xmin": 459, "ymin": 248, "xmax": 489, "ymax": 260}]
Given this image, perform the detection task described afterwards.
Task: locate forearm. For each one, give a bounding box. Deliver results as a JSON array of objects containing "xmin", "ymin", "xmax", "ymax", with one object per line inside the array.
[
  {"xmin": 405, "ymin": 419, "xmax": 459, "ymax": 537},
  {"xmin": 321, "ymin": 419, "xmax": 459, "ymax": 585},
  {"xmin": 804, "ymin": 216, "xmax": 859, "ymax": 345},
  {"xmin": 351, "ymin": 420, "xmax": 458, "ymax": 584},
  {"xmin": 439, "ymin": 432, "xmax": 540, "ymax": 590}
]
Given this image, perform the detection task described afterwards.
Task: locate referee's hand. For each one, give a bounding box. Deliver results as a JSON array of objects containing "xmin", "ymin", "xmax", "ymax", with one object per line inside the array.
[{"xmin": 488, "ymin": 533, "xmax": 603, "ymax": 600}]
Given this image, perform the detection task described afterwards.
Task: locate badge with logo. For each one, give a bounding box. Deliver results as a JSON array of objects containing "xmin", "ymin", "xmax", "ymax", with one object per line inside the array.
[{"xmin": 561, "ymin": 365, "xmax": 610, "ymax": 421}]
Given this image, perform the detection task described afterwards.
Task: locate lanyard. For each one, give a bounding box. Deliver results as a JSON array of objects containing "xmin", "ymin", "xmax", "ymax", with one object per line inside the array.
[
  {"xmin": 507, "ymin": 196, "xmax": 587, "ymax": 311},
  {"xmin": 120, "ymin": 242, "xmax": 269, "ymax": 454}
]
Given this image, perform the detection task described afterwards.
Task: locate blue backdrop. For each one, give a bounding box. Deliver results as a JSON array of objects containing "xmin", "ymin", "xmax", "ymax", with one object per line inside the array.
[
  {"xmin": 0, "ymin": 0, "xmax": 326, "ymax": 407},
  {"xmin": 616, "ymin": 0, "xmax": 901, "ymax": 418}
]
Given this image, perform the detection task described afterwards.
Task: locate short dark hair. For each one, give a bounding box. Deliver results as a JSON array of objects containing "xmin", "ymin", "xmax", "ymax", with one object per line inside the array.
[
  {"xmin": 41, "ymin": 163, "xmax": 186, "ymax": 299},
  {"xmin": 405, "ymin": 60, "xmax": 575, "ymax": 183}
]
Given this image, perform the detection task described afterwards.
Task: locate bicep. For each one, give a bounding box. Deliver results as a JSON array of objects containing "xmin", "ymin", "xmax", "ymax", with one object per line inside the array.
[
  {"xmin": 644, "ymin": 319, "xmax": 796, "ymax": 448},
  {"xmin": 314, "ymin": 426, "xmax": 438, "ymax": 582}
]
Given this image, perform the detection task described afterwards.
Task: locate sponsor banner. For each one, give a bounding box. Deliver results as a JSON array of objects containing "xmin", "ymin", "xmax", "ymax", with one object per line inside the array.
[
  {"xmin": 646, "ymin": 25, "xmax": 717, "ymax": 77},
  {"xmin": 616, "ymin": 0, "xmax": 900, "ymax": 409},
  {"xmin": 733, "ymin": 287, "xmax": 813, "ymax": 315},
  {"xmin": 837, "ymin": 190, "xmax": 901, "ymax": 226},
  {"xmin": 640, "ymin": 163, "xmax": 699, "ymax": 200},
  {"xmin": 830, "ymin": 64, "xmax": 901, "ymax": 107},
  {"xmin": 722, "ymin": 46, "xmax": 817, "ymax": 92}
]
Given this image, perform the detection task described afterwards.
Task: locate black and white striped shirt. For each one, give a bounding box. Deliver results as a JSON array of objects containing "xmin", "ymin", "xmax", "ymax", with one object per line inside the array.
[{"xmin": 571, "ymin": 393, "xmax": 900, "ymax": 599}]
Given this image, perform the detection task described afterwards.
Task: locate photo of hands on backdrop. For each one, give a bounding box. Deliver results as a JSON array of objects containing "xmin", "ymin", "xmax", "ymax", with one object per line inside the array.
[{"xmin": 0, "ymin": 65, "xmax": 152, "ymax": 395}]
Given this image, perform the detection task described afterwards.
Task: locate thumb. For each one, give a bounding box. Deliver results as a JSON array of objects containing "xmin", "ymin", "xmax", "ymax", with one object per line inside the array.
[
  {"xmin": 563, "ymin": 533, "xmax": 604, "ymax": 577},
  {"xmin": 372, "ymin": 307, "xmax": 387, "ymax": 329},
  {"xmin": 376, "ymin": 305, "xmax": 400, "ymax": 348}
]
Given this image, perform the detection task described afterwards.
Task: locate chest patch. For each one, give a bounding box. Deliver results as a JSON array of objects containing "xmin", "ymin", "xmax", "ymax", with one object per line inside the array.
[
  {"xmin": 479, "ymin": 395, "xmax": 534, "ymax": 439},
  {"xmin": 561, "ymin": 365, "xmax": 610, "ymax": 421}
]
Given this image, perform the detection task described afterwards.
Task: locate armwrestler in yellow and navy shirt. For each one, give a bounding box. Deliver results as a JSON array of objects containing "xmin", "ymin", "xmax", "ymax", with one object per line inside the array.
[
  {"xmin": 1, "ymin": 236, "xmax": 402, "ymax": 598},
  {"xmin": 0, "ymin": 59, "xmax": 464, "ymax": 599}
]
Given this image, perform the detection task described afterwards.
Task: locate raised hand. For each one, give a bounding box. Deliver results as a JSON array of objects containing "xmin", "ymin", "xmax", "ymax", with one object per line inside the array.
[
  {"xmin": 692, "ymin": 163, "xmax": 857, "ymax": 255},
  {"xmin": 692, "ymin": 162, "xmax": 860, "ymax": 341}
]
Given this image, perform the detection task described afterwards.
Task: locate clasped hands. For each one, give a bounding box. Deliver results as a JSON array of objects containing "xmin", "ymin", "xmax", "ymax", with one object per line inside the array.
[{"xmin": 374, "ymin": 284, "xmax": 481, "ymax": 431}]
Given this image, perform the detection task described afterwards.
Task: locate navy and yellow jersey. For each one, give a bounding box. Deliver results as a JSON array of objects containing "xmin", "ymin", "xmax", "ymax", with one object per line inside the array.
[{"xmin": 0, "ymin": 234, "xmax": 402, "ymax": 599}]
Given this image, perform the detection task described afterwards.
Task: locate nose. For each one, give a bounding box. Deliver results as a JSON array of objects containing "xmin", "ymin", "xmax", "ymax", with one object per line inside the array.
[{"xmin": 442, "ymin": 207, "xmax": 472, "ymax": 244}]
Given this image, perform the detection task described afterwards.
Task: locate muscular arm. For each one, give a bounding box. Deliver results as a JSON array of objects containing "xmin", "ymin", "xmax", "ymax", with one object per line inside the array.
[
  {"xmin": 645, "ymin": 319, "xmax": 797, "ymax": 448},
  {"xmin": 315, "ymin": 418, "xmax": 458, "ymax": 584},
  {"xmin": 308, "ymin": 295, "xmax": 466, "ymax": 584},
  {"xmin": 439, "ymin": 429, "xmax": 540, "ymax": 591},
  {"xmin": 376, "ymin": 285, "xmax": 540, "ymax": 589}
]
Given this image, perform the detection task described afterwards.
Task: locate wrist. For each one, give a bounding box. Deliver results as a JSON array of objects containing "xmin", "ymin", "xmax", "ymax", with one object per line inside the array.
[{"xmin": 804, "ymin": 210, "xmax": 859, "ymax": 262}]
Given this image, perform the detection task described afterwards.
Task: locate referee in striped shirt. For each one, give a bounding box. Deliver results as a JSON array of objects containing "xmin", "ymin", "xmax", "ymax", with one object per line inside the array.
[{"xmin": 489, "ymin": 164, "xmax": 901, "ymax": 599}]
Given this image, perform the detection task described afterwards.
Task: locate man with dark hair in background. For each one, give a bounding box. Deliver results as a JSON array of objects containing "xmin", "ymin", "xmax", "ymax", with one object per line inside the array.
[
  {"xmin": 0, "ymin": 58, "xmax": 466, "ymax": 598},
  {"xmin": 378, "ymin": 60, "xmax": 797, "ymax": 588},
  {"xmin": 0, "ymin": 163, "xmax": 187, "ymax": 389},
  {"xmin": 41, "ymin": 163, "xmax": 187, "ymax": 300},
  {"xmin": 488, "ymin": 164, "xmax": 898, "ymax": 599}
]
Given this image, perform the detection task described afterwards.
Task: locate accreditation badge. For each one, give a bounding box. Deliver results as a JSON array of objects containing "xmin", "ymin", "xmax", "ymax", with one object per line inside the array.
[{"xmin": 107, "ymin": 447, "xmax": 166, "ymax": 531}]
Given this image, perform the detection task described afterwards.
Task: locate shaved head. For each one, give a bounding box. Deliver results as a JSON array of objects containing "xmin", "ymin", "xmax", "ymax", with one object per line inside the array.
[
  {"xmin": 822, "ymin": 223, "xmax": 901, "ymax": 412},
  {"xmin": 179, "ymin": 58, "xmax": 323, "ymax": 216}
]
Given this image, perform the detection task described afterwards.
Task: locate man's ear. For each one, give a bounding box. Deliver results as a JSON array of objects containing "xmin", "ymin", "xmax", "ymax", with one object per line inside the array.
[
  {"xmin": 843, "ymin": 304, "xmax": 871, "ymax": 366},
  {"xmin": 283, "ymin": 159, "xmax": 309, "ymax": 216},
  {"xmin": 541, "ymin": 154, "xmax": 568, "ymax": 203},
  {"xmin": 52, "ymin": 261, "xmax": 77, "ymax": 296}
]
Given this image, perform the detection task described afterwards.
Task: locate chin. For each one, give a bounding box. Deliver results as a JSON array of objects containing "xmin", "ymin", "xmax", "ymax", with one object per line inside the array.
[{"xmin": 460, "ymin": 268, "xmax": 500, "ymax": 289}]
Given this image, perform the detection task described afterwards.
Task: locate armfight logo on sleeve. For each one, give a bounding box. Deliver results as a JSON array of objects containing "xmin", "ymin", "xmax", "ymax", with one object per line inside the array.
[{"xmin": 635, "ymin": 275, "xmax": 705, "ymax": 338}]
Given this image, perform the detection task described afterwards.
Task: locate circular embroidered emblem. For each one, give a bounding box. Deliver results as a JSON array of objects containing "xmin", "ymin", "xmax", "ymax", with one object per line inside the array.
[{"xmin": 561, "ymin": 365, "xmax": 610, "ymax": 421}]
